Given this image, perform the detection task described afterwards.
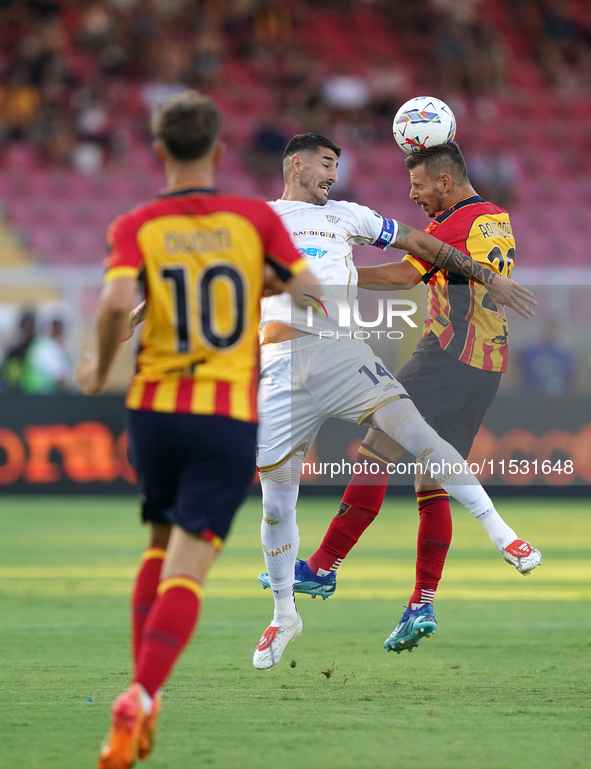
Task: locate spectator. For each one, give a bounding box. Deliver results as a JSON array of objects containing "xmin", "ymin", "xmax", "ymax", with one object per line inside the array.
[
  {"xmin": 2, "ymin": 309, "xmax": 37, "ymax": 392},
  {"xmin": 520, "ymin": 319, "xmax": 575, "ymax": 397},
  {"xmin": 1, "ymin": 309, "xmax": 72, "ymax": 394},
  {"xmin": 247, "ymin": 118, "xmax": 288, "ymax": 179},
  {"xmin": 0, "ymin": 66, "xmax": 41, "ymax": 141},
  {"xmin": 321, "ymin": 68, "xmax": 371, "ymax": 114},
  {"xmin": 468, "ymin": 147, "xmax": 519, "ymax": 208},
  {"xmin": 140, "ymin": 45, "xmax": 189, "ymax": 115}
]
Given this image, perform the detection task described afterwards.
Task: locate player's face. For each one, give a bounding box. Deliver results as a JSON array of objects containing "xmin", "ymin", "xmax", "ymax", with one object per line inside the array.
[
  {"xmin": 298, "ymin": 148, "xmax": 339, "ymax": 205},
  {"xmin": 409, "ymin": 165, "xmax": 446, "ymax": 217}
]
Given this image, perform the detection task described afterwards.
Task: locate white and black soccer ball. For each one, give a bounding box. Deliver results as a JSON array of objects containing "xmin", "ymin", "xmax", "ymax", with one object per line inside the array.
[{"xmin": 392, "ymin": 96, "xmax": 456, "ymax": 154}]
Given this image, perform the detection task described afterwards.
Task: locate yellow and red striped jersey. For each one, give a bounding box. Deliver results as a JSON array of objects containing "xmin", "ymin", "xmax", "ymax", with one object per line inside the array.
[
  {"xmin": 104, "ymin": 186, "xmax": 307, "ymax": 421},
  {"xmin": 403, "ymin": 195, "xmax": 515, "ymax": 373}
]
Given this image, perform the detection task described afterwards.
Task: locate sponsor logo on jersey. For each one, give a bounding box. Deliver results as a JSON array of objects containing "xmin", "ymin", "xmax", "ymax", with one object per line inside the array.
[
  {"xmin": 292, "ymin": 230, "xmax": 337, "ymax": 239},
  {"xmin": 298, "ymin": 247, "xmax": 328, "ymax": 258},
  {"xmin": 326, "ymin": 215, "xmax": 340, "ymax": 223}
]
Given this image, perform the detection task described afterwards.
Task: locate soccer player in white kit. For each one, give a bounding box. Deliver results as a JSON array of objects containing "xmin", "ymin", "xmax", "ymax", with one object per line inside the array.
[{"xmin": 253, "ymin": 133, "xmax": 538, "ymax": 669}]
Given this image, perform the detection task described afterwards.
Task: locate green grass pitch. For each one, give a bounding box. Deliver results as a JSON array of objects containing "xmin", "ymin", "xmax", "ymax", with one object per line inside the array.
[{"xmin": 0, "ymin": 495, "xmax": 589, "ymax": 769}]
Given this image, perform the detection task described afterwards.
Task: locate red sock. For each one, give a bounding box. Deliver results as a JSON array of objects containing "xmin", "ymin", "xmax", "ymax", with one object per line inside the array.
[
  {"xmin": 131, "ymin": 548, "xmax": 166, "ymax": 665},
  {"xmin": 408, "ymin": 490, "xmax": 452, "ymax": 608},
  {"xmin": 134, "ymin": 576, "xmax": 202, "ymax": 698},
  {"xmin": 307, "ymin": 443, "xmax": 389, "ymax": 574}
]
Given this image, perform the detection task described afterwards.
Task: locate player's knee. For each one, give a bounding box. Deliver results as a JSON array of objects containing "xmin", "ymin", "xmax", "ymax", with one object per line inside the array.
[
  {"xmin": 262, "ymin": 487, "xmax": 298, "ymax": 522},
  {"xmin": 363, "ymin": 427, "xmax": 405, "ymax": 462},
  {"xmin": 373, "ymin": 398, "xmax": 431, "ymax": 457},
  {"xmin": 149, "ymin": 523, "xmax": 171, "ymax": 549}
]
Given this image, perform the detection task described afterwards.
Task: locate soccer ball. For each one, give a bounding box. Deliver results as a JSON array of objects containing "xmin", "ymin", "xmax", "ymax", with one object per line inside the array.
[{"xmin": 392, "ymin": 96, "xmax": 456, "ymax": 154}]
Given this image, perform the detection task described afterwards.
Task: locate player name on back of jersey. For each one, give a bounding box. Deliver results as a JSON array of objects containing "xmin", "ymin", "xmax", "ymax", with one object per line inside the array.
[
  {"xmin": 477, "ymin": 220, "xmax": 513, "ymax": 240},
  {"xmin": 163, "ymin": 227, "xmax": 232, "ymax": 255}
]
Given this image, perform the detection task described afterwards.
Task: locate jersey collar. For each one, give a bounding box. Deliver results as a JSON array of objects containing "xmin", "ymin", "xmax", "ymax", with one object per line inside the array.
[
  {"xmin": 158, "ymin": 186, "xmax": 217, "ymax": 198},
  {"xmin": 434, "ymin": 194, "xmax": 484, "ymax": 224}
]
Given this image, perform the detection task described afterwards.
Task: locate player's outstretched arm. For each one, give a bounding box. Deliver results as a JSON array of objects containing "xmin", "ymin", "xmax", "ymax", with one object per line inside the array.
[
  {"xmin": 77, "ymin": 276, "xmax": 137, "ymax": 395},
  {"xmin": 357, "ymin": 260, "xmax": 422, "ymax": 290},
  {"xmin": 393, "ymin": 223, "xmax": 537, "ymax": 318}
]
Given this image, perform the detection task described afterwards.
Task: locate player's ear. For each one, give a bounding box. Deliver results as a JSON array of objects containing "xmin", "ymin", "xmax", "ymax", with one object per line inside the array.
[
  {"xmin": 290, "ymin": 154, "xmax": 302, "ymax": 176},
  {"xmin": 153, "ymin": 140, "xmax": 167, "ymax": 165},
  {"xmin": 212, "ymin": 141, "xmax": 226, "ymax": 166},
  {"xmin": 439, "ymin": 173, "xmax": 452, "ymax": 191}
]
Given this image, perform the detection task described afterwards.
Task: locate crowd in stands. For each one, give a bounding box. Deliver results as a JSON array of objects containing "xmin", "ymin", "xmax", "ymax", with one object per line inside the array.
[
  {"xmin": 0, "ymin": 0, "xmax": 590, "ymax": 263},
  {"xmin": 0, "ymin": 0, "xmax": 590, "ymax": 392}
]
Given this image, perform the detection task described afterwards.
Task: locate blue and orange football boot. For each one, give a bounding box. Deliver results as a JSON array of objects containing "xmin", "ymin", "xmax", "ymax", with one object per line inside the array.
[
  {"xmin": 257, "ymin": 559, "xmax": 336, "ymax": 599},
  {"xmin": 384, "ymin": 603, "xmax": 437, "ymax": 654}
]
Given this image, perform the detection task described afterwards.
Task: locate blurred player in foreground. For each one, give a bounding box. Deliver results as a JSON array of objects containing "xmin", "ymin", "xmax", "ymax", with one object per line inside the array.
[
  {"xmin": 261, "ymin": 141, "xmax": 543, "ymax": 656},
  {"xmin": 77, "ymin": 91, "xmax": 316, "ymax": 769},
  {"xmin": 253, "ymin": 133, "xmax": 539, "ymax": 670}
]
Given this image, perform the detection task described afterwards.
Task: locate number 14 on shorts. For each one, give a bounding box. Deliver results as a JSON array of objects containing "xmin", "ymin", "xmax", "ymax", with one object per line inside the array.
[{"xmin": 359, "ymin": 363, "xmax": 394, "ymax": 385}]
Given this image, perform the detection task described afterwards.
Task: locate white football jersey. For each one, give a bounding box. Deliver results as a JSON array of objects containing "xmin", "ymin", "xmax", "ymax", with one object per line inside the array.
[{"xmin": 261, "ymin": 199, "xmax": 398, "ymax": 335}]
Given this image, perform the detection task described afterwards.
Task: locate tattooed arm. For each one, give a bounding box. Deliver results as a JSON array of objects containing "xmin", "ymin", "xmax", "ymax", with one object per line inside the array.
[
  {"xmin": 130, "ymin": 300, "xmax": 146, "ymax": 325},
  {"xmin": 392, "ymin": 222, "xmax": 537, "ymax": 318},
  {"xmin": 120, "ymin": 300, "xmax": 146, "ymax": 343},
  {"xmin": 394, "ymin": 223, "xmax": 497, "ymax": 284}
]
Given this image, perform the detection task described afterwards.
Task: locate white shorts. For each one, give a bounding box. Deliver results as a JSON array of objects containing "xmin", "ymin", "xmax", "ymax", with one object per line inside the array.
[{"xmin": 256, "ymin": 335, "xmax": 408, "ymax": 470}]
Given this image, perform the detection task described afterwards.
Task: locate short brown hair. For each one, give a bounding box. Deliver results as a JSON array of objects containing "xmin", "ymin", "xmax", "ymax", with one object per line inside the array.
[
  {"xmin": 152, "ymin": 91, "xmax": 221, "ymax": 161},
  {"xmin": 405, "ymin": 141, "xmax": 468, "ymax": 183}
]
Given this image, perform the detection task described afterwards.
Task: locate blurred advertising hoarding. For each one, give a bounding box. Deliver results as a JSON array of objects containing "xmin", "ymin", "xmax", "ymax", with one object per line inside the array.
[{"xmin": 0, "ymin": 394, "xmax": 588, "ymax": 494}]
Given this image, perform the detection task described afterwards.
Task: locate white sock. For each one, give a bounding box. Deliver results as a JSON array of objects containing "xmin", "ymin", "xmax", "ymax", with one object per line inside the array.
[
  {"xmin": 137, "ymin": 683, "xmax": 153, "ymax": 715},
  {"xmin": 373, "ymin": 399, "xmax": 504, "ymax": 521},
  {"xmin": 474, "ymin": 507, "xmax": 518, "ymax": 551},
  {"xmin": 316, "ymin": 567, "xmax": 332, "ymax": 576},
  {"xmin": 272, "ymin": 587, "xmax": 298, "ymax": 626},
  {"xmin": 259, "ymin": 455, "xmax": 302, "ymax": 611}
]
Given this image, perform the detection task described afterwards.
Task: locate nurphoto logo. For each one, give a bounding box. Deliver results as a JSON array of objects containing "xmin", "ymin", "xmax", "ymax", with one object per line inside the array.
[{"xmin": 303, "ymin": 294, "xmax": 418, "ymax": 340}]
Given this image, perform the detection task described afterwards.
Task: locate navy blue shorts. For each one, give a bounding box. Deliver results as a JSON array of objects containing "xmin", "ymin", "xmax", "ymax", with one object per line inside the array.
[
  {"xmin": 126, "ymin": 410, "xmax": 257, "ymax": 543},
  {"xmin": 396, "ymin": 333, "xmax": 501, "ymax": 459}
]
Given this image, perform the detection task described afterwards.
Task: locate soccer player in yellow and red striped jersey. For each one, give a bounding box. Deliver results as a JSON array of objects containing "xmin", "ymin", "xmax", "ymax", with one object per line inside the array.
[
  {"xmin": 404, "ymin": 187, "xmax": 514, "ymax": 373},
  {"xmin": 299, "ymin": 142, "xmax": 542, "ymax": 653},
  {"xmin": 105, "ymin": 170, "xmax": 311, "ymax": 422},
  {"xmin": 76, "ymin": 91, "xmax": 316, "ymax": 769}
]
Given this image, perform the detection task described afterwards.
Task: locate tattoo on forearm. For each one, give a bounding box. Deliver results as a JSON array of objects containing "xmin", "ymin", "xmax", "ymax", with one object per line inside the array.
[
  {"xmin": 433, "ymin": 243, "xmax": 495, "ymax": 285},
  {"xmin": 130, "ymin": 303, "xmax": 146, "ymax": 326},
  {"xmin": 395, "ymin": 222, "xmax": 412, "ymax": 246}
]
